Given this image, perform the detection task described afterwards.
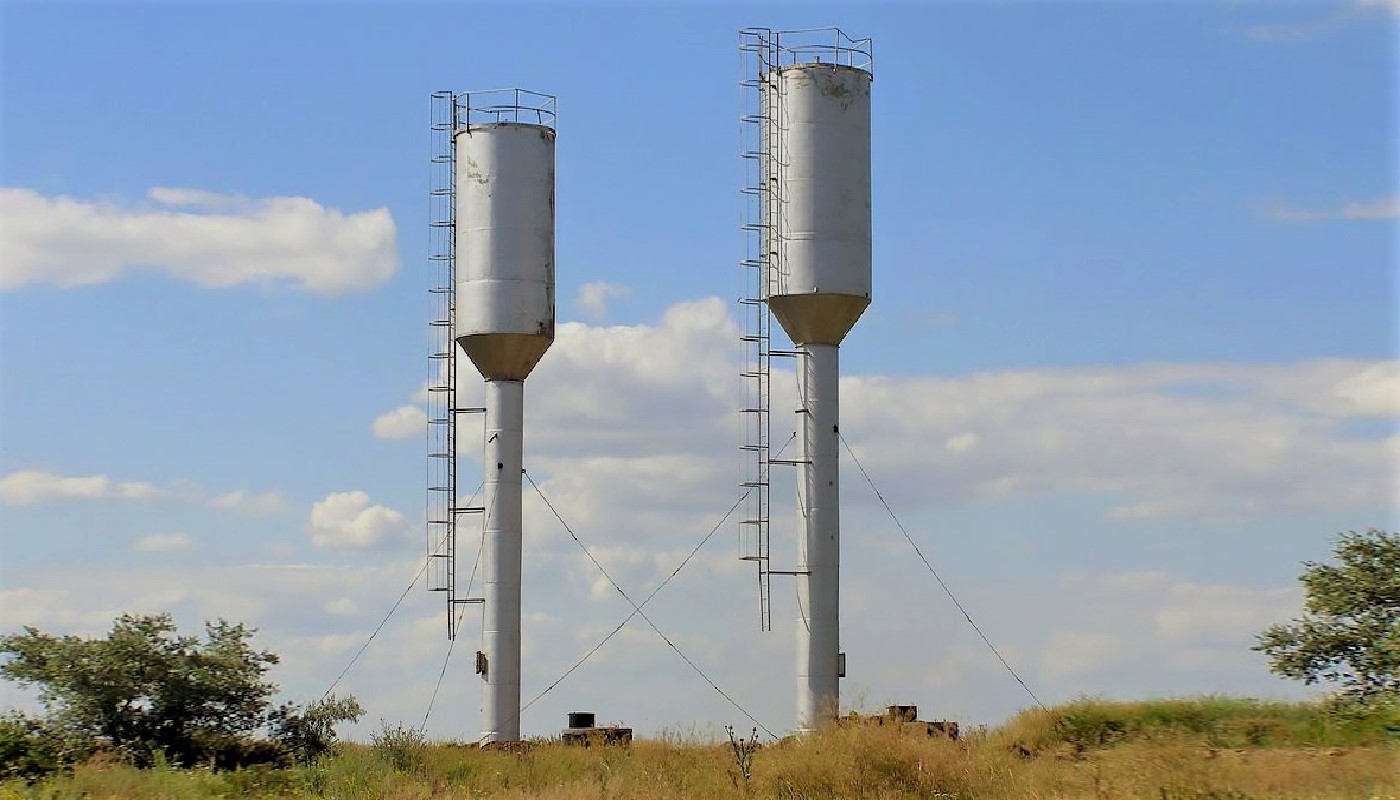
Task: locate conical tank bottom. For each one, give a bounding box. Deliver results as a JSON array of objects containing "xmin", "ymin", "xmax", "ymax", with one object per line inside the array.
[
  {"xmin": 768, "ymin": 293, "xmax": 870, "ymax": 347},
  {"xmin": 457, "ymin": 332, "xmax": 553, "ymax": 381}
]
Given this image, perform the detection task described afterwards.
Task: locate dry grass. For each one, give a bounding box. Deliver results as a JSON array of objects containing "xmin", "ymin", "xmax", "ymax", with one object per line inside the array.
[{"xmin": 4, "ymin": 698, "xmax": 1397, "ymax": 799}]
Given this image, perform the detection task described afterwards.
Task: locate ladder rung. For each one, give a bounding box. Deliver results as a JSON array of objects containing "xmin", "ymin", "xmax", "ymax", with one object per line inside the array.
[
  {"xmin": 740, "ymin": 481, "xmax": 769, "ymax": 487},
  {"xmin": 452, "ymin": 506, "xmax": 485, "ymax": 514},
  {"xmin": 454, "ymin": 407, "xmax": 486, "ymax": 414},
  {"xmin": 768, "ymin": 458, "xmax": 810, "ymax": 466}
]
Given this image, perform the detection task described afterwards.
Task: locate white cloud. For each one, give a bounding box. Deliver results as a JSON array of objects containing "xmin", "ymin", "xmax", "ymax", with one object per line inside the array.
[
  {"xmin": 1245, "ymin": 1, "xmax": 1395, "ymax": 43},
  {"xmin": 1040, "ymin": 631, "xmax": 1122, "ymax": 682},
  {"xmin": 1153, "ymin": 583, "xmax": 1299, "ymax": 645},
  {"xmin": 209, "ymin": 489, "xmax": 290, "ymax": 515},
  {"xmin": 0, "ymin": 470, "xmax": 162, "ymax": 505},
  {"xmin": 133, "ymin": 533, "xmax": 193, "ymax": 553},
  {"xmin": 575, "ymin": 281, "xmax": 630, "ymax": 321},
  {"xmin": 839, "ymin": 358, "xmax": 1398, "ymax": 520},
  {"xmin": 372, "ymin": 405, "xmax": 428, "ymax": 439},
  {"xmin": 1270, "ymin": 195, "xmax": 1399, "ymax": 222},
  {"xmin": 0, "ymin": 470, "xmax": 292, "ymax": 514},
  {"xmin": 323, "ymin": 597, "xmax": 360, "ymax": 616},
  {"xmin": 309, "ymin": 491, "xmax": 410, "ymax": 550},
  {"xmin": 1034, "ymin": 572, "xmax": 1305, "ymax": 692},
  {"xmin": 0, "ymin": 187, "xmax": 398, "ymax": 293},
  {"xmin": 1359, "ymin": 0, "xmax": 1400, "ymax": 16},
  {"xmin": 503, "ymin": 302, "xmax": 1394, "ymax": 533},
  {"xmin": 945, "ymin": 432, "xmax": 980, "ymax": 455}
]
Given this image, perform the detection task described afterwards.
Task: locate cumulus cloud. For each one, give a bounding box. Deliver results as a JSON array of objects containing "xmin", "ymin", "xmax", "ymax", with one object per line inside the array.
[
  {"xmin": 1269, "ymin": 195, "xmax": 1400, "ymax": 222},
  {"xmin": 497, "ymin": 302, "xmax": 1394, "ymax": 534},
  {"xmin": 1038, "ymin": 572, "xmax": 1304, "ymax": 688},
  {"xmin": 0, "ymin": 470, "xmax": 162, "ymax": 505},
  {"xmin": 372, "ymin": 405, "xmax": 428, "ymax": 439},
  {"xmin": 133, "ymin": 533, "xmax": 193, "ymax": 553},
  {"xmin": 839, "ymin": 358, "xmax": 1398, "ymax": 520},
  {"xmin": 575, "ymin": 281, "xmax": 630, "ymax": 321},
  {"xmin": 309, "ymin": 491, "xmax": 410, "ymax": 550},
  {"xmin": 0, "ymin": 187, "xmax": 398, "ymax": 293}
]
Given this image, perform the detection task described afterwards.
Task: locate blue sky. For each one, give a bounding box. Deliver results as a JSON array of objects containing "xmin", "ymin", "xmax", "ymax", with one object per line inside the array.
[{"xmin": 1, "ymin": 1, "xmax": 1395, "ymax": 740}]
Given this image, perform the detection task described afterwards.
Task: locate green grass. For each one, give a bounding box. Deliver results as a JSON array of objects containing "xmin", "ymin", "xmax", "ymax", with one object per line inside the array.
[{"xmin": 998, "ymin": 695, "xmax": 1400, "ymax": 752}]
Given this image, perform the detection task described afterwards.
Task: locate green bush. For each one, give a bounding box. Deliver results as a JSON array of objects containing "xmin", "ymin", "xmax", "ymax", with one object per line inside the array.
[
  {"xmin": 370, "ymin": 721, "xmax": 428, "ymax": 773},
  {"xmin": 267, "ymin": 695, "xmax": 364, "ymax": 765},
  {"xmin": 0, "ymin": 712, "xmax": 65, "ymax": 782}
]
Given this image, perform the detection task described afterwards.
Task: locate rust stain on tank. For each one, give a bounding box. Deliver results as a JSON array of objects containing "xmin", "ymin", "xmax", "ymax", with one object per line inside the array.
[{"xmin": 462, "ymin": 156, "xmax": 490, "ymax": 186}]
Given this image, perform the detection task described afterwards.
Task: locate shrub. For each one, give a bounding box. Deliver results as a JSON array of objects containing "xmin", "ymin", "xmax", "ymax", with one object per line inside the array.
[
  {"xmin": 0, "ymin": 713, "xmax": 65, "ymax": 782},
  {"xmin": 370, "ymin": 721, "xmax": 428, "ymax": 773}
]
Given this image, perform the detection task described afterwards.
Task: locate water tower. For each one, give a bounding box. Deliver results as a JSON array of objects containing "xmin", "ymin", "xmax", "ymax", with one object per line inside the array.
[
  {"xmin": 739, "ymin": 28, "xmax": 872, "ymax": 734},
  {"xmin": 426, "ymin": 89, "xmax": 556, "ymax": 744}
]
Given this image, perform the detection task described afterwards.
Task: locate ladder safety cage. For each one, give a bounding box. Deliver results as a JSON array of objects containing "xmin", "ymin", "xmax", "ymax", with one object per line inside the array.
[
  {"xmin": 426, "ymin": 89, "xmax": 556, "ymax": 641},
  {"xmin": 426, "ymin": 90, "xmax": 461, "ymax": 640},
  {"xmin": 736, "ymin": 28, "xmax": 873, "ymax": 632}
]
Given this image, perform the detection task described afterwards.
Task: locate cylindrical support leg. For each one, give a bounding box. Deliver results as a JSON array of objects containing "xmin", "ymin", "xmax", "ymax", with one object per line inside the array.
[
  {"xmin": 481, "ymin": 380, "xmax": 524, "ymax": 743},
  {"xmin": 796, "ymin": 344, "xmax": 840, "ymax": 733}
]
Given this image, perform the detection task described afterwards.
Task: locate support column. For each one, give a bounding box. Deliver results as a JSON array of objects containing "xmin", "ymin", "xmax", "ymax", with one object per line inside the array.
[
  {"xmin": 795, "ymin": 343, "xmax": 840, "ymax": 733},
  {"xmin": 480, "ymin": 379, "xmax": 524, "ymax": 743}
]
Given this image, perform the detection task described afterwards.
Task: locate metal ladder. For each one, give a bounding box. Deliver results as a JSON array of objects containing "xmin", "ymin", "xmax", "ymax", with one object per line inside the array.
[
  {"xmin": 739, "ymin": 30, "xmax": 801, "ymax": 632},
  {"xmin": 426, "ymin": 92, "xmax": 485, "ymax": 640}
]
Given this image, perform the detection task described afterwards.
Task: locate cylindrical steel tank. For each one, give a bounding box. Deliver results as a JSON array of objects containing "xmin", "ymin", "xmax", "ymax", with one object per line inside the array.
[
  {"xmin": 762, "ymin": 57, "xmax": 872, "ymax": 735},
  {"xmin": 766, "ymin": 63, "xmax": 872, "ymax": 348},
  {"xmin": 454, "ymin": 122, "xmax": 556, "ymax": 380},
  {"xmin": 454, "ymin": 111, "xmax": 555, "ymax": 744}
]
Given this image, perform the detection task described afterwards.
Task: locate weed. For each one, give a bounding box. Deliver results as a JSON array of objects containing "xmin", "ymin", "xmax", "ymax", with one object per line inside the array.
[{"xmin": 726, "ymin": 725, "xmax": 760, "ymax": 787}]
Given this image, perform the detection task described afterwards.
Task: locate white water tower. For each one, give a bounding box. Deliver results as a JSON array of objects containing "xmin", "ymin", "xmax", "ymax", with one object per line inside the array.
[
  {"xmin": 739, "ymin": 28, "xmax": 872, "ymax": 734},
  {"xmin": 457, "ymin": 92, "xmax": 556, "ymax": 744}
]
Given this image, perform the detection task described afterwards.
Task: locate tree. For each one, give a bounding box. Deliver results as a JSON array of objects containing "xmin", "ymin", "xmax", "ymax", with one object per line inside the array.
[
  {"xmin": 1254, "ymin": 529, "xmax": 1400, "ymax": 704},
  {"xmin": 0, "ymin": 613, "xmax": 360, "ymax": 768}
]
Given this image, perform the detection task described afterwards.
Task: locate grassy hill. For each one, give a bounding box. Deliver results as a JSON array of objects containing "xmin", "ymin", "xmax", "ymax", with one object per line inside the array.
[{"xmin": 5, "ymin": 697, "xmax": 1397, "ymax": 799}]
